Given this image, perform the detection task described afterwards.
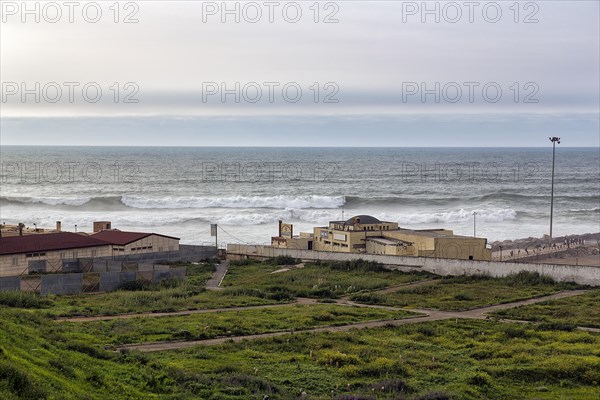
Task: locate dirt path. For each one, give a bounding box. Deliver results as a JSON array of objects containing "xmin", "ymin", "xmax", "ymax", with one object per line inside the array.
[
  {"xmin": 338, "ymin": 278, "xmax": 437, "ymax": 302},
  {"xmin": 116, "ymin": 290, "xmax": 591, "ymax": 352},
  {"xmin": 56, "ymin": 298, "xmax": 318, "ymax": 322},
  {"xmin": 205, "ymin": 260, "xmax": 229, "ymax": 290},
  {"xmin": 55, "ymin": 279, "xmax": 435, "ymax": 323}
]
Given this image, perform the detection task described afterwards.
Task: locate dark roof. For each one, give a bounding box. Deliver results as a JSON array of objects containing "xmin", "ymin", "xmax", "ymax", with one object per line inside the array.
[
  {"xmin": 0, "ymin": 232, "xmax": 110, "ymax": 256},
  {"xmin": 91, "ymin": 230, "xmax": 179, "ymax": 246},
  {"xmin": 345, "ymin": 215, "xmax": 381, "ymax": 225}
]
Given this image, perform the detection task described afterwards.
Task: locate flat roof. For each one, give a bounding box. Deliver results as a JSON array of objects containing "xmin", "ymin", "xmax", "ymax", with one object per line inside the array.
[{"xmin": 0, "ymin": 232, "xmax": 110, "ymax": 256}]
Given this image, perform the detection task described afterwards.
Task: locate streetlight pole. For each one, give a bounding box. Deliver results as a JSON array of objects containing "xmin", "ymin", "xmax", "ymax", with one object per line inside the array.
[
  {"xmin": 472, "ymin": 212, "xmax": 477, "ymax": 237},
  {"xmin": 549, "ymin": 137, "xmax": 560, "ymax": 238}
]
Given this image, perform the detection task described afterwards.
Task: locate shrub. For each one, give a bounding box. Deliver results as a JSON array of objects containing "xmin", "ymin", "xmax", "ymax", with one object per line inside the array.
[
  {"xmin": 503, "ymin": 326, "xmax": 530, "ymax": 339},
  {"xmin": 0, "ymin": 363, "xmax": 47, "ymax": 399},
  {"xmin": 264, "ymin": 286, "xmax": 294, "ymax": 301},
  {"xmin": 66, "ymin": 341, "xmax": 114, "ymax": 360},
  {"xmin": 504, "ymin": 271, "xmax": 555, "ymax": 286},
  {"xmin": 0, "ymin": 291, "xmax": 50, "ymax": 308},
  {"xmin": 317, "ymin": 350, "xmax": 360, "ymax": 367},
  {"xmin": 416, "ymin": 326, "xmax": 436, "ymax": 337},
  {"xmin": 467, "ymin": 372, "xmax": 493, "ymax": 387},
  {"xmin": 536, "ymin": 322, "xmax": 575, "ymax": 332},
  {"xmin": 323, "ymin": 259, "xmax": 386, "ymax": 272},
  {"xmin": 229, "ymin": 259, "xmax": 256, "ymax": 266},
  {"xmin": 453, "ymin": 293, "xmax": 473, "ymax": 301},
  {"xmin": 263, "ymin": 256, "xmax": 300, "ymax": 266},
  {"xmin": 118, "ymin": 280, "xmax": 154, "ymax": 291},
  {"xmin": 416, "ymin": 391, "xmax": 450, "ymax": 400},
  {"xmin": 349, "ymin": 293, "xmax": 386, "ymax": 305},
  {"xmin": 48, "ymin": 359, "xmax": 76, "ymax": 378}
]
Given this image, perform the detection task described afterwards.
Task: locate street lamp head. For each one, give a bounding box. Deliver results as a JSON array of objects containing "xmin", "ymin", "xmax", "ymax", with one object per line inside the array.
[{"xmin": 549, "ymin": 137, "xmax": 561, "ymax": 143}]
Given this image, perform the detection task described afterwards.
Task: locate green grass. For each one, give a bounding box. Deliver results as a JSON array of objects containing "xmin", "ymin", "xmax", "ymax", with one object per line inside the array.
[
  {"xmin": 0, "ymin": 291, "xmax": 51, "ymax": 309},
  {"xmin": 43, "ymin": 287, "xmax": 286, "ymax": 318},
  {"xmin": 58, "ymin": 305, "xmax": 417, "ymax": 346},
  {"xmin": 36, "ymin": 262, "xmax": 290, "ymax": 317},
  {"xmin": 350, "ymin": 272, "xmax": 582, "ymax": 311},
  {"xmin": 152, "ymin": 319, "xmax": 600, "ymax": 399},
  {"xmin": 491, "ymin": 289, "xmax": 600, "ymax": 328},
  {"xmin": 2, "ymin": 261, "xmax": 598, "ymax": 399},
  {"xmin": 3, "ymin": 306, "xmax": 598, "ymax": 399},
  {"xmin": 222, "ymin": 260, "xmax": 433, "ymax": 299}
]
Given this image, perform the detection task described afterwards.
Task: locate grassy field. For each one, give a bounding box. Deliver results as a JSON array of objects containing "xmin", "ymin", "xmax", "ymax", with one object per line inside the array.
[
  {"xmin": 223, "ymin": 259, "xmax": 433, "ymax": 298},
  {"xmin": 58, "ymin": 305, "xmax": 417, "ymax": 345},
  {"xmin": 491, "ymin": 289, "xmax": 600, "ymax": 328},
  {"xmin": 1, "ymin": 259, "xmax": 598, "ymax": 399},
  {"xmin": 2, "ymin": 307, "xmax": 598, "ymax": 399},
  {"xmin": 16, "ymin": 263, "xmax": 289, "ymax": 317},
  {"xmin": 349, "ymin": 272, "xmax": 583, "ymax": 311},
  {"xmin": 133, "ymin": 319, "xmax": 600, "ymax": 399}
]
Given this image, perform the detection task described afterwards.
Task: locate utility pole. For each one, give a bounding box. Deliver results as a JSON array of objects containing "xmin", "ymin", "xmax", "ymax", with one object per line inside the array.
[
  {"xmin": 211, "ymin": 223, "xmax": 218, "ymax": 251},
  {"xmin": 472, "ymin": 212, "xmax": 477, "ymax": 237},
  {"xmin": 549, "ymin": 137, "xmax": 561, "ymax": 238}
]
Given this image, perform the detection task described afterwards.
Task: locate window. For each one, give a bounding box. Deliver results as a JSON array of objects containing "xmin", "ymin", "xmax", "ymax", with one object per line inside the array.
[
  {"xmin": 25, "ymin": 252, "xmax": 46, "ymax": 258},
  {"xmin": 73, "ymin": 251, "xmax": 78, "ymax": 258},
  {"xmin": 12, "ymin": 257, "xmax": 18, "ymax": 266},
  {"xmin": 92, "ymin": 250, "xmax": 97, "ymax": 257}
]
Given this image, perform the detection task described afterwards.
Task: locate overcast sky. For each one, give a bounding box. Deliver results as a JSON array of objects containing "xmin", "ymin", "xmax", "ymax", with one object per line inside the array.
[{"xmin": 1, "ymin": 0, "xmax": 598, "ymax": 146}]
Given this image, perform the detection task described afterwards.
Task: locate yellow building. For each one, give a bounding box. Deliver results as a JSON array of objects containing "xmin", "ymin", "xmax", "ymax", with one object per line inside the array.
[
  {"xmin": 271, "ymin": 221, "xmax": 314, "ymax": 250},
  {"xmin": 277, "ymin": 215, "xmax": 491, "ymax": 261}
]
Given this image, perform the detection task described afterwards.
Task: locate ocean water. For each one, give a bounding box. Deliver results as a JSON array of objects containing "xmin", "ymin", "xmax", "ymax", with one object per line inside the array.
[{"xmin": 0, "ymin": 146, "xmax": 598, "ymax": 244}]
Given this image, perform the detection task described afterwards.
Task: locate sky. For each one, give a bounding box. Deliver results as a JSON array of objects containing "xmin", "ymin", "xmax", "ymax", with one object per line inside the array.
[{"xmin": 1, "ymin": 0, "xmax": 599, "ymax": 146}]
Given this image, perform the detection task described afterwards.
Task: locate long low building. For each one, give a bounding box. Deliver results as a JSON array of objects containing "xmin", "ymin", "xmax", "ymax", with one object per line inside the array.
[
  {"xmin": 0, "ymin": 230, "xmax": 180, "ymax": 277},
  {"xmin": 272, "ymin": 215, "xmax": 492, "ymax": 261}
]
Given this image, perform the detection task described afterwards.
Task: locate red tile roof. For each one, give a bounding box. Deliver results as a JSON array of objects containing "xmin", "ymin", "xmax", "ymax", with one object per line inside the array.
[
  {"xmin": 0, "ymin": 232, "xmax": 110, "ymax": 256},
  {"xmin": 90, "ymin": 230, "xmax": 179, "ymax": 246}
]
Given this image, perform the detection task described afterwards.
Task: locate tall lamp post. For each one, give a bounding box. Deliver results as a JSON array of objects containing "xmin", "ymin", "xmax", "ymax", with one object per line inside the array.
[
  {"xmin": 549, "ymin": 137, "xmax": 561, "ymax": 238},
  {"xmin": 472, "ymin": 212, "xmax": 477, "ymax": 237}
]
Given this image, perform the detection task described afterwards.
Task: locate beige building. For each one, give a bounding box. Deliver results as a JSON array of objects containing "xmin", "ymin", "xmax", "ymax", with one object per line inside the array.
[
  {"xmin": 0, "ymin": 229, "xmax": 181, "ymax": 277},
  {"xmin": 91, "ymin": 230, "xmax": 180, "ymax": 256},
  {"xmin": 276, "ymin": 215, "xmax": 491, "ymax": 261},
  {"xmin": 0, "ymin": 232, "xmax": 112, "ymax": 277}
]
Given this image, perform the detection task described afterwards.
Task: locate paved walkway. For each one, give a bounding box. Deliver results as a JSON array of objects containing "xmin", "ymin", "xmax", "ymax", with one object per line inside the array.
[
  {"xmin": 116, "ymin": 290, "xmax": 591, "ymax": 353},
  {"xmin": 205, "ymin": 260, "xmax": 229, "ymax": 289}
]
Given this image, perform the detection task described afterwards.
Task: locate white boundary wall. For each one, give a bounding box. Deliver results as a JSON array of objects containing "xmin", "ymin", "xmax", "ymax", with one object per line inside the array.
[{"xmin": 227, "ymin": 244, "xmax": 600, "ymax": 286}]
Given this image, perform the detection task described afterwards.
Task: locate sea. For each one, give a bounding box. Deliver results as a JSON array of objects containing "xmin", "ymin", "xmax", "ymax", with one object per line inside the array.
[{"xmin": 0, "ymin": 146, "xmax": 598, "ymax": 245}]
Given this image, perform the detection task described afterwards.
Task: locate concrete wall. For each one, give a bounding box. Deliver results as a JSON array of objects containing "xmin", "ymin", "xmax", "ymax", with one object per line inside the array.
[
  {"xmin": 0, "ymin": 265, "xmax": 188, "ymax": 295},
  {"xmin": 227, "ymin": 244, "xmax": 600, "ymax": 286}
]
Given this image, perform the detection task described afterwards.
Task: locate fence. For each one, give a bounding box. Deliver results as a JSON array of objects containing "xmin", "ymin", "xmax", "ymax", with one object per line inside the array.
[
  {"xmin": 226, "ymin": 244, "xmax": 600, "ymax": 286},
  {"xmin": 0, "ymin": 266, "xmax": 187, "ymax": 295}
]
